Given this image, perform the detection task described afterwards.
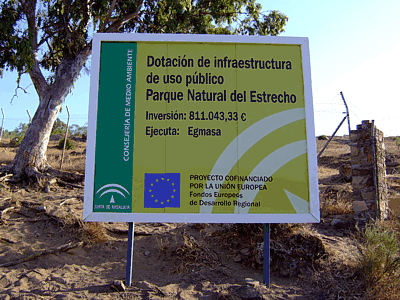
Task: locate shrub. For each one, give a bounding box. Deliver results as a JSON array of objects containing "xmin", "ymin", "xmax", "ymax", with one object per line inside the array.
[
  {"xmin": 395, "ymin": 136, "xmax": 400, "ymax": 150},
  {"xmin": 57, "ymin": 138, "xmax": 75, "ymax": 150},
  {"xmin": 357, "ymin": 221, "xmax": 400, "ymax": 299},
  {"xmin": 317, "ymin": 135, "xmax": 328, "ymax": 140},
  {"xmin": 10, "ymin": 135, "xmax": 24, "ymax": 146}
]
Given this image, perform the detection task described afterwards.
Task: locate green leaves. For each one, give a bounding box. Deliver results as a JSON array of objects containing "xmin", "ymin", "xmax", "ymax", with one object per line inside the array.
[
  {"xmin": 0, "ymin": 1, "xmax": 34, "ymax": 77},
  {"xmin": 1, "ymin": 0, "xmax": 288, "ymax": 85}
]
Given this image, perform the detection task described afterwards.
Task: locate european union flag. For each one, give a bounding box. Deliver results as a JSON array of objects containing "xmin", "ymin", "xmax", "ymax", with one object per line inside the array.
[{"xmin": 144, "ymin": 173, "xmax": 180, "ymax": 208}]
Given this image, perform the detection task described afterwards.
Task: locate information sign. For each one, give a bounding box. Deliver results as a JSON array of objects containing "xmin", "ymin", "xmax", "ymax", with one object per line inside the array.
[{"xmin": 83, "ymin": 33, "xmax": 319, "ymax": 223}]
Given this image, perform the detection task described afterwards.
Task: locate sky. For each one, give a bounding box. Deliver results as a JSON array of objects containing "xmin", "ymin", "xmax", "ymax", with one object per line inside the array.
[{"xmin": 1, "ymin": 0, "xmax": 399, "ymax": 136}]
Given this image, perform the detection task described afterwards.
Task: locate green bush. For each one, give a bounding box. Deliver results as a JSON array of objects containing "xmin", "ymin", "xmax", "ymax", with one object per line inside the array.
[
  {"xmin": 57, "ymin": 138, "xmax": 75, "ymax": 150},
  {"xmin": 10, "ymin": 135, "xmax": 24, "ymax": 146},
  {"xmin": 395, "ymin": 136, "xmax": 400, "ymax": 150},
  {"xmin": 317, "ymin": 135, "xmax": 328, "ymax": 140},
  {"xmin": 357, "ymin": 221, "xmax": 400, "ymax": 299}
]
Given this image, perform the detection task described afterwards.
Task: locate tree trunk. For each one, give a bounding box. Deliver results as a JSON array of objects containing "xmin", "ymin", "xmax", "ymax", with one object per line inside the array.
[
  {"xmin": 2, "ymin": 46, "xmax": 91, "ymax": 183},
  {"xmin": 10, "ymin": 94, "xmax": 62, "ymax": 179}
]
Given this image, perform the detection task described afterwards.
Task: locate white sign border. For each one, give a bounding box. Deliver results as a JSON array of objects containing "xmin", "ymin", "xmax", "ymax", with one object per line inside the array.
[{"xmin": 83, "ymin": 33, "xmax": 319, "ymax": 223}]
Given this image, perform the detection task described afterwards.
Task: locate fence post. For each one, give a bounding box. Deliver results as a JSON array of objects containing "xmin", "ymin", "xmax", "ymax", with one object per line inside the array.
[
  {"xmin": 26, "ymin": 110, "xmax": 32, "ymax": 125},
  {"xmin": 340, "ymin": 91, "xmax": 351, "ymax": 136},
  {"xmin": 0, "ymin": 108, "xmax": 4, "ymax": 143},
  {"xmin": 60, "ymin": 106, "xmax": 71, "ymax": 170}
]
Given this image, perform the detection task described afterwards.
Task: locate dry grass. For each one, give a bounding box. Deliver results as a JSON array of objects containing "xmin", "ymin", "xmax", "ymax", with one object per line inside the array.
[
  {"xmin": 79, "ymin": 222, "xmax": 108, "ymax": 245},
  {"xmin": 60, "ymin": 208, "xmax": 108, "ymax": 244},
  {"xmin": 46, "ymin": 139, "xmax": 86, "ymax": 173},
  {"xmin": 156, "ymin": 236, "xmax": 171, "ymax": 253},
  {"xmin": 307, "ymin": 252, "xmax": 363, "ymax": 299},
  {"xmin": 171, "ymin": 230, "xmax": 220, "ymax": 274},
  {"xmin": 320, "ymin": 185, "xmax": 354, "ymax": 217},
  {"xmin": 0, "ymin": 138, "xmax": 86, "ymax": 174}
]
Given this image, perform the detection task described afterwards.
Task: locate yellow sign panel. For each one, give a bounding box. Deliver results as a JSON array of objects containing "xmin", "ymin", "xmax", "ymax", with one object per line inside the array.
[{"xmin": 84, "ymin": 34, "xmax": 319, "ymax": 223}]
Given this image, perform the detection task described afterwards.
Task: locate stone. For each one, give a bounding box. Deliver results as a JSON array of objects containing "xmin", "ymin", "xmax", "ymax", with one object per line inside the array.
[
  {"xmin": 361, "ymin": 191, "xmax": 375, "ymax": 200},
  {"xmin": 245, "ymin": 278, "xmax": 259, "ymax": 287},
  {"xmin": 235, "ymin": 286, "xmax": 263, "ymax": 299},
  {"xmin": 389, "ymin": 197, "xmax": 400, "ymax": 213},
  {"xmin": 330, "ymin": 219, "xmax": 350, "ymax": 229},
  {"xmin": 352, "ymin": 176, "xmax": 366, "ymax": 187},
  {"xmin": 112, "ymin": 280, "xmax": 126, "ymax": 292},
  {"xmin": 339, "ymin": 164, "xmax": 352, "ymax": 182},
  {"xmin": 233, "ymin": 254, "xmax": 242, "ymax": 263},
  {"xmin": 353, "ymin": 201, "xmax": 368, "ymax": 212},
  {"xmin": 330, "ymin": 219, "xmax": 344, "ymax": 226},
  {"xmin": 280, "ymin": 261, "xmax": 299, "ymax": 277},
  {"xmin": 240, "ymin": 248, "xmax": 250, "ymax": 256},
  {"xmin": 254, "ymin": 243, "xmax": 263, "ymax": 265}
]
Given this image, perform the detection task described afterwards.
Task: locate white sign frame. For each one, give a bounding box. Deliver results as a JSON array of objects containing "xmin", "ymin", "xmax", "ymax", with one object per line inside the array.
[{"xmin": 83, "ymin": 33, "xmax": 319, "ymax": 223}]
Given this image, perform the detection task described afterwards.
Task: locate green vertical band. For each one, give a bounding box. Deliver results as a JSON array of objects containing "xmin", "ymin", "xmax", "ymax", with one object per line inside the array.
[{"xmin": 93, "ymin": 42, "xmax": 137, "ymax": 212}]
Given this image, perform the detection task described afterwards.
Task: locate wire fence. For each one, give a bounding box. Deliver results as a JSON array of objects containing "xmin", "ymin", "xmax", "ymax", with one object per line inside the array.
[
  {"xmin": 314, "ymin": 99, "xmax": 400, "ymax": 138},
  {"xmin": 314, "ymin": 103, "xmax": 349, "ymax": 137},
  {"xmin": 1, "ymin": 113, "xmax": 88, "ymax": 133},
  {"xmin": 373, "ymin": 117, "xmax": 400, "ymax": 137},
  {"xmin": 2, "ymin": 99, "xmax": 400, "ymax": 138}
]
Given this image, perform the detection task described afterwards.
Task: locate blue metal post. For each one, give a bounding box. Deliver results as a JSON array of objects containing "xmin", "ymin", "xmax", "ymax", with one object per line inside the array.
[
  {"xmin": 263, "ymin": 223, "xmax": 270, "ymax": 286},
  {"xmin": 126, "ymin": 222, "xmax": 134, "ymax": 286}
]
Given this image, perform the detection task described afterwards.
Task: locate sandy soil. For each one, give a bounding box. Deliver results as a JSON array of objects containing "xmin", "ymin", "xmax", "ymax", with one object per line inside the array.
[{"xmin": 0, "ymin": 136, "xmax": 399, "ymax": 299}]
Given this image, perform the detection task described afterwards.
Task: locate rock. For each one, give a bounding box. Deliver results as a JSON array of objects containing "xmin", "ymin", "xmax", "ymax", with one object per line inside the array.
[
  {"xmin": 339, "ymin": 164, "xmax": 352, "ymax": 182},
  {"xmin": 331, "ymin": 218, "xmax": 343, "ymax": 226},
  {"xmin": 235, "ymin": 286, "xmax": 263, "ymax": 299},
  {"xmin": 112, "ymin": 280, "xmax": 126, "ymax": 292},
  {"xmin": 240, "ymin": 248, "xmax": 250, "ymax": 256},
  {"xmin": 280, "ymin": 260, "xmax": 299, "ymax": 277},
  {"xmin": 245, "ymin": 278, "xmax": 259, "ymax": 287},
  {"xmin": 254, "ymin": 243, "xmax": 263, "ymax": 265},
  {"xmin": 38, "ymin": 205, "xmax": 47, "ymax": 212},
  {"xmin": 353, "ymin": 201, "xmax": 368, "ymax": 212},
  {"xmin": 233, "ymin": 254, "xmax": 242, "ymax": 263},
  {"xmin": 331, "ymin": 218, "xmax": 351, "ymax": 229},
  {"xmin": 220, "ymin": 286, "xmax": 263, "ymax": 300}
]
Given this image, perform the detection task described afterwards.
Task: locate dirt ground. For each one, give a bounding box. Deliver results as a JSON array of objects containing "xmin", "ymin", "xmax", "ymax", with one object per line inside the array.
[{"xmin": 0, "ymin": 136, "xmax": 399, "ymax": 299}]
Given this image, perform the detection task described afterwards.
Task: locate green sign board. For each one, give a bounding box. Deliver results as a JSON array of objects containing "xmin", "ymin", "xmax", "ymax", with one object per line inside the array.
[{"xmin": 83, "ymin": 33, "xmax": 319, "ymax": 223}]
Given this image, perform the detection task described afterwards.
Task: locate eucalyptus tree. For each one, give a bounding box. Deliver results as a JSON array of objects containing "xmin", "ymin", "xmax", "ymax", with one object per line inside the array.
[{"xmin": 0, "ymin": 0, "xmax": 288, "ymax": 182}]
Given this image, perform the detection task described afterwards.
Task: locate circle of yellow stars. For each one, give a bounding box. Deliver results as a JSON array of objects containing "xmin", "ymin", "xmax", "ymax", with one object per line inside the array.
[{"xmin": 149, "ymin": 177, "xmax": 177, "ymax": 205}]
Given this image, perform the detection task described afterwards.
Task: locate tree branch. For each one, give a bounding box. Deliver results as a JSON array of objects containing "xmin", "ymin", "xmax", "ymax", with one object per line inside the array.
[
  {"xmin": 81, "ymin": 0, "xmax": 93, "ymax": 33},
  {"xmin": 10, "ymin": 83, "xmax": 32, "ymax": 104},
  {"xmin": 51, "ymin": 41, "xmax": 93, "ymax": 106},
  {"xmin": 104, "ymin": 0, "xmax": 144, "ymax": 33},
  {"xmin": 0, "ymin": 241, "xmax": 84, "ymax": 267},
  {"xmin": 21, "ymin": 0, "xmax": 49, "ymax": 98},
  {"xmin": 98, "ymin": 0, "xmax": 117, "ymax": 33}
]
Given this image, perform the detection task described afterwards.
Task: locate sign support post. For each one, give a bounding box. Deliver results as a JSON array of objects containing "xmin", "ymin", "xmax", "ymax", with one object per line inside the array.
[
  {"xmin": 263, "ymin": 223, "xmax": 270, "ymax": 286},
  {"xmin": 125, "ymin": 222, "xmax": 134, "ymax": 286}
]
